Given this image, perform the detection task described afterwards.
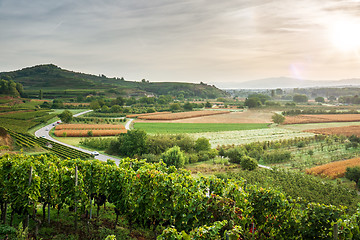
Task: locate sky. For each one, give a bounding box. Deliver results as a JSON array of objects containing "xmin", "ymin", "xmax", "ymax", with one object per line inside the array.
[{"xmin": 2, "ymin": 0, "xmax": 360, "ymax": 85}]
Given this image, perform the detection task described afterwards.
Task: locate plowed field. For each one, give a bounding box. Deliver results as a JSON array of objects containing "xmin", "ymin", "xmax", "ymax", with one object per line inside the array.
[
  {"xmin": 304, "ymin": 125, "xmax": 360, "ymax": 137},
  {"xmin": 306, "ymin": 157, "xmax": 360, "ymax": 178},
  {"xmin": 135, "ymin": 110, "xmax": 230, "ymax": 120},
  {"xmin": 284, "ymin": 114, "xmax": 360, "ymax": 124}
]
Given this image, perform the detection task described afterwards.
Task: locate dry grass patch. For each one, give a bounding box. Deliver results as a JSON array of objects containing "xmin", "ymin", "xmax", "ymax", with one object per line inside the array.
[{"xmin": 306, "ymin": 157, "xmax": 360, "ymax": 178}]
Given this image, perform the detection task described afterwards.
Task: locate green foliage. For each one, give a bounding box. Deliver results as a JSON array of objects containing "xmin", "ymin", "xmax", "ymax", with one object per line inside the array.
[
  {"xmin": 183, "ymin": 102, "xmax": 193, "ymax": 111},
  {"xmin": 271, "ymin": 113, "xmax": 285, "ymax": 124},
  {"xmin": 240, "ymin": 156, "xmax": 258, "ymax": 170},
  {"xmin": 217, "ymin": 168, "xmax": 359, "ymax": 211},
  {"xmin": 58, "ymin": 110, "xmax": 73, "ymax": 123},
  {"xmin": 161, "ymin": 146, "xmax": 186, "ymax": 168},
  {"xmin": 226, "ymin": 147, "xmax": 246, "ymax": 164},
  {"xmin": 195, "ymin": 137, "xmax": 211, "ymax": 152},
  {"xmin": 108, "ymin": 129, "xmax": 148, "ymax": 157},
  {"xmin": 345, "ymin": 166, "xmax": 360, "ymax": 186},
  {"xmin": 80, "ymin": 137, "xmax": 113, "ymax": 150},
  {"xmin": 293, "ymin": 94, "xmax": 308, "ymax": 103},
  {"xmin": 261, "ymin": 150, "xmax": 292, "ymax": 164},
  {"xmin": 315, "ymin": 96, "xmax": 325, "ymax": 103},
  {"xmin": 244, "ymin": 97, "xmax": 261, "ymax": 108}
]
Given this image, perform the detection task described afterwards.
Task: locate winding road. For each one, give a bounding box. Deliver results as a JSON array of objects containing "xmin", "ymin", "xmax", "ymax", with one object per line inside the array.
[{"xmin": 35, "ymin": 110, "xmax": 134, "ymax": 165}]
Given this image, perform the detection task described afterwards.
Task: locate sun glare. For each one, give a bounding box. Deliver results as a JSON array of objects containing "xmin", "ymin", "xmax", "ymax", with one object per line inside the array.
[{"xmin": 330, "ymin": 20, "xmax": 360, "ymax": 52}]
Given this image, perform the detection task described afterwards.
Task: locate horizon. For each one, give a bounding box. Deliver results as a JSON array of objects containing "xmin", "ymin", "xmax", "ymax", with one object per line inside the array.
[{"xmin": 2, "ymin": 1, "xmax": 360, "ymax": 83}]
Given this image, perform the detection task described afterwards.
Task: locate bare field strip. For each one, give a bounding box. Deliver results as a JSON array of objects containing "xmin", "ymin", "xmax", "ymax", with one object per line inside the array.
[
  {"xmin": 126, "ymin": 112, "xmax": 171, "ymax": 118},
  {"xmin": 55, "ymin": 124, "xmax": 125, "ymax": 130},
  {"xmin": 284, "ymin": 114, "xmax": 360, "ymax": 124},
  {"xmin": 306, "ymin": 158, "xmax": 360, "ymax": 179},
  {"xmin": 135, "ymin": 110, "xmax": 273, "ymax": 123},
  {"xmin": 54, "ymin": 129, "xmax": 127, "ymax": 137},
  {"xmin": 136, "ymin": 110, "xmax": 230, "ymax": 120},
  {"xmin": 304, "ymin": 125, "xmax": 360, "ymax": 137}
]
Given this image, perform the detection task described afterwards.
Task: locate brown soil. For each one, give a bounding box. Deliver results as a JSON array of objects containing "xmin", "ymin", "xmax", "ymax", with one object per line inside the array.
[
  {"xmin": 135, "ymin": 110, "xmax": 273, "ymax": 123},
  {"xmin": 304, "ymin": 125, "xmax": 360, "ymax": 137},
  {"xmin": 284, "ymin": 114, "xmax": 360, "ymax": 124}
]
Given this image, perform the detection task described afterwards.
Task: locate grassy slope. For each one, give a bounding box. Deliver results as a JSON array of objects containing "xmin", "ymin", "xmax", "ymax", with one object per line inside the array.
[{"xmin": 0, "ymin": 64, "xmax": 228, "ymax": 98}]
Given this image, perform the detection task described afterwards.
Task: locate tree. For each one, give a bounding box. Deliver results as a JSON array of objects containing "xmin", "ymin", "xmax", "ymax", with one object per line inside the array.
[
  {"xmin": 58, "ymin": 110, "xmax": 73, "ymax": 123},
  {"xmin": 161, "ymin": 146, "xmax": 186, "ymax": 168},
  {"xmin": 90, "ymin": 100, "xmax": 101, "ymax": 110},
  {"xmin": 108, "ymin": 129, "xmax": 148, "ymax": 157},
  {"xmin": 226, "ymin": 147, "xmax": 246, "ymax": 164},
  {"xmin": 244, "ymin": 98, "xmax": 261, "ymax": 108},
  {"xmin": 272, "ymin": 113, "xmax": 285, "ymax": 124},
  {"xmin": 183, "ymin": 102, "xmax": 193, "ymax": 111},
  {"xmin": 293, "ymin": 94, "xmax": 308, "ymax": 103},
  {"xmin": 205, "ymin": 101, "xmax": 212, "ymax": 108},
  {"xmin": 194, "ymin": 137, "xmax": 211, "ymax": 152},
  {"xmin": 39, "ymin": 89, "xmax": 43, "ymax": 100},
  {"xmin": 345, "ymin": 166, "xmax": 360, "ymax": 187},
  {"xmin": 170, "ymin": 103, "xmax": 181, "ymax": 112},
  {"xmin": 315, "ymin": 96, "xmax": 325, "ymax": 103}
]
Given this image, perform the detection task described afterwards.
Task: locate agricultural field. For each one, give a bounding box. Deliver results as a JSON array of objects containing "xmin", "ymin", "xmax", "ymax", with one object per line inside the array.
[
  {"xmin": 304, "ymin": 125, "xmax": 360, "ymax": 137},
  {"xmin": 283, "ymin": 114, "xmax": 360, "ymax": 124},
  {"xmin": 135, "ymin": 109, "xmax": 273, "ymax": 123},
  {"xmin": 54, "ymin": 124, "xmax": 127, "ymax": 137},
  {"xmin": 134, "ymin": 122, "xmax": 269, "ymax": 134},
  {"xmin": 126, "ymin": 111, "xmax": 171, "ymax": 118},
  {"xmin": 306, "ymin": 157, "xmax": 360, "ymax": 179},
  {"xmin": 134, "ymin": 110, "xmax": 230, "ymax": 120},
  {"xmin": 190, "ymin": 127, "xmax": 315, "ymax": 147}
]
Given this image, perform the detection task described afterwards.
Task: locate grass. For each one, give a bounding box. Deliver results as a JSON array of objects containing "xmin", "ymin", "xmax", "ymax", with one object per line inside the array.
[{"xmin": 134, "ymin": 122, "xmax": 269, "ymax": 134}]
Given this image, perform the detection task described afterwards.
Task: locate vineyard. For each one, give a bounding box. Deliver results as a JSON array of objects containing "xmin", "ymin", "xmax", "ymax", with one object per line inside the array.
[
  {"xmin": 6, "ymin": 129, "xmax": 93, "ymax": 159},
  {"xmin": 1, "ymin": 154, "xmax": 360, "ymax": 239},
  {"xmin": 135, "ymin": 110, "xmax": 230, "ymax": 120},
  {"xmin": 306, "ymin": 157, "xmax": 360, "ymax": 179},
  {"xmin": 0, "ymin": 109, "xmax": 57, "ymax": 132},
  {"xmin": 283, "ymin": 114, "xmax": 360, "ymax": 124},
  {"xmin": 54, "ymin": 124, "xmax": 127, "ymax": 137}
]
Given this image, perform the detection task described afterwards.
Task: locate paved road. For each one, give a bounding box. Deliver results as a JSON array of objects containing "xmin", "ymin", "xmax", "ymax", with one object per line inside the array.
[{"xmin": 34, "ymin": 110, "xmax": 123, "ymax": 165}]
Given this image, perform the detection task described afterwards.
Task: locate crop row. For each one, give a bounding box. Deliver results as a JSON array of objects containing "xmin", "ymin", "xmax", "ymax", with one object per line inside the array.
[
  {"xmin": 137, "ymin": 110, "xmax": 230, "ymax": 120},
  {"xmin": 126, "ymin": 111, "xmax": 171, "ymax": 118},
  {"xmin": 6, "ymin": 129, "xmax": 93, "ymax": 159},
  {"xmin": 0, "ymin": 110, "xmax": 51, "ymax": 120},
  {"xmin": 72, "ymin": 117, "xmax": 126, "ymax": 123},
  {"xmin": 54, "ymin": 129, "xmax": 127, "ymax": 137},
  {"xmin": 55, "ymin": 124, "xmax": 125, "ymax": 130}
]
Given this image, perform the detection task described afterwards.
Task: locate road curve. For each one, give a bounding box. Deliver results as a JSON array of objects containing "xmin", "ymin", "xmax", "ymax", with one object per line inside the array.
[{"xmin": 34, "ymin": 110, "xmax": 122, "ymax": 165}]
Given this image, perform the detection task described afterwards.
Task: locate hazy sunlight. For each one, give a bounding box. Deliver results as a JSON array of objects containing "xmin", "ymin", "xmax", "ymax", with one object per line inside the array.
[{"xmin": 330, "ymin": 19, "xmax": 360, "ymax": 52}]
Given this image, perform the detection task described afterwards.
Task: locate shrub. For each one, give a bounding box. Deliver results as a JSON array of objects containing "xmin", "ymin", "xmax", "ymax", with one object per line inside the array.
[
  {"xmin": 161, "ymin": 146, "xmax": 186, "ymax": 168},
  {"xmin": 194, "ymin": 137, "xmax": 211, "ymax": 152},
  {"xmin": 226, "ymin": 147, "xmax": 246, "ymax": 164},
  {"xmin": 240, "ymin": 155, "xmax": 258, "ymax": 170},
  {"xmin": 186, "ymin": 153, "xmax": 199, "ymax": 164}
]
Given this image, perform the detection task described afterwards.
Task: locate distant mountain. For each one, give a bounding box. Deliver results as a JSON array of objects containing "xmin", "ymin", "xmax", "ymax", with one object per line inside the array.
[
  {"xmin": 214, "ymin": 77, "xmax": 360, "ymax": 89},
  {"xmin": 0, "ymin": 64, "xmax": 228, "ymax": 98}
]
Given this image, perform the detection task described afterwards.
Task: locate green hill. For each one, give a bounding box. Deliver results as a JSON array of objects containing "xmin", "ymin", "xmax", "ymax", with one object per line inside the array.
[{"xmin": 0, "ymin": 64, "xmax": 228, "ymax": 99}]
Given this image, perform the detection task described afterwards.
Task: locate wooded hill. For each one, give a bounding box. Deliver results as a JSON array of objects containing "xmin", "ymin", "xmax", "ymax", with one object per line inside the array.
[{"xmin": 0, "ymin": 64, "xmax": 228, "ymax": 99}]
